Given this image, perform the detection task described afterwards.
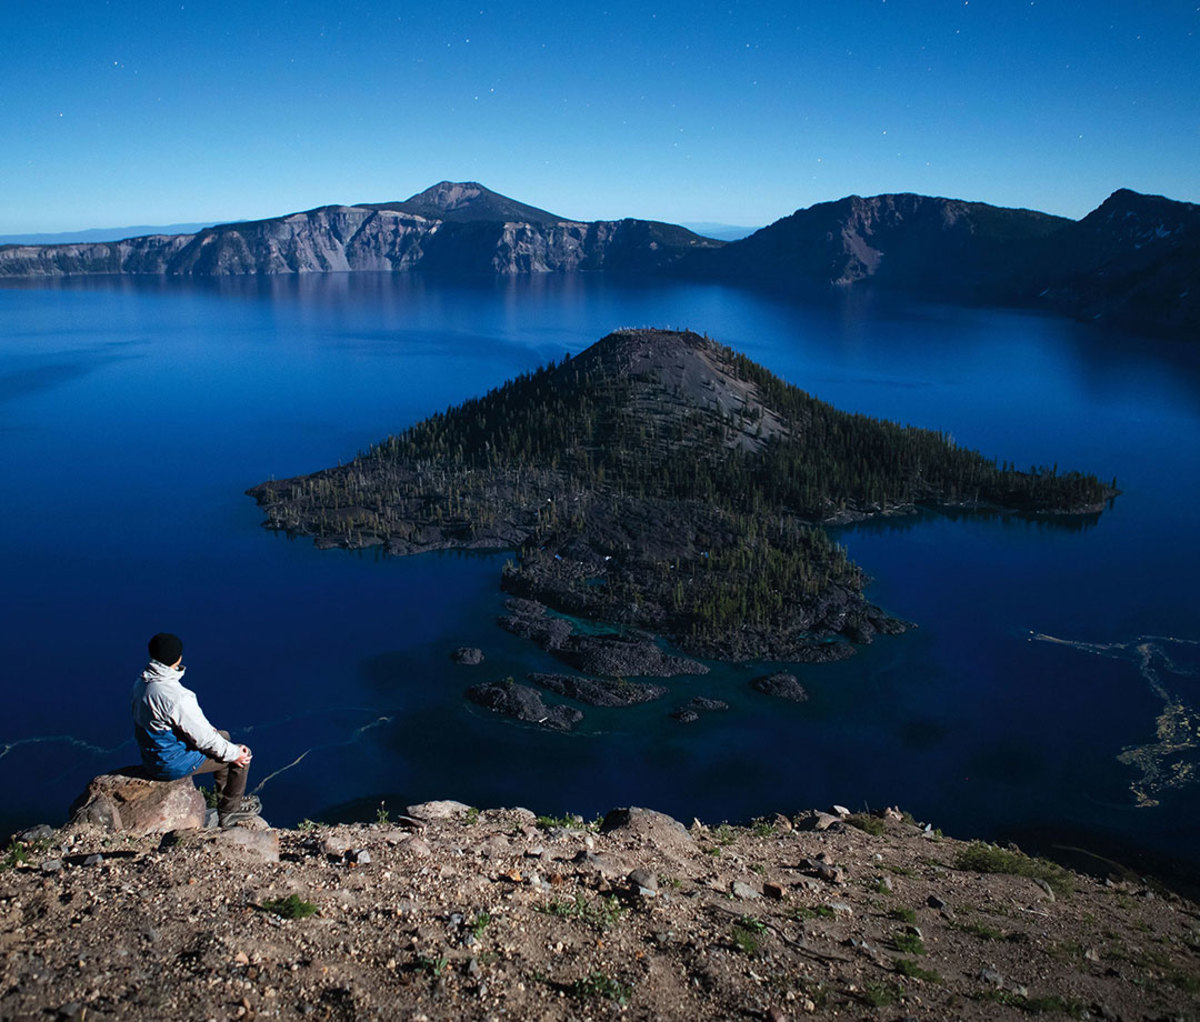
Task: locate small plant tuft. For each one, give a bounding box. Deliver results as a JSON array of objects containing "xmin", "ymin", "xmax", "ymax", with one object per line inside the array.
[
  {"xmin": 568, "ymin": 971, "xmax": 632, "ymax": 1005},
  {"xmin": 893, "ymin": 931, "xmax": 926, "ymax": 955},
  {"xmin": 260, "ymin": 894, "xmax": 319, "ymax": 920},
  {"xmin": 894, "ymin": 958, "xmax": 940, "ymax": 982},
  {"xmin": 888, "ymin": 907, "xmax": 917, "ymax": 924}
]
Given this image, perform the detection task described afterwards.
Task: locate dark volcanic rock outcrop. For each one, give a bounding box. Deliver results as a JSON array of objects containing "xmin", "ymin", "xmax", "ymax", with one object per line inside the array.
[
  {"xmin": 528, "ymin": 673, "xmax": 669, "ymax": 707},
  {"xmin": 248, "ymin": 328, "xmax": 1113, "ymax": 662},
  {"xmin": 750, "ymin": 672, "xmax": 809, "ymax": 702},
  {"xmin": 465, "ymin": 681, "xmax": 583, "ymax": 731}
]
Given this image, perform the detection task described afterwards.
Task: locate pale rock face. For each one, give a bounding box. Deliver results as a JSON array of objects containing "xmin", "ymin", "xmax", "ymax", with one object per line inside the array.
[{"xmin": 69, "ymin": 770, "xmax": 206, "ymax": 835}]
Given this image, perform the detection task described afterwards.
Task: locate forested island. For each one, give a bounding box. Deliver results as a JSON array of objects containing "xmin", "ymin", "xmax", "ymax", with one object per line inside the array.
[{"xmin": 247, "ymin": 329, "xmax": 1114, "ymax": 662}]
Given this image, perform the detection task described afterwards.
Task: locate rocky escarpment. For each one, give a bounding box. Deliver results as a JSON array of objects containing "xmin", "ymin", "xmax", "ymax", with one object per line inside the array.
[
  {"xmin": 0, "ymin": 181, "xmax": 721, "ymax": 278},
  {"xmin": 2, "ymin": 797, "xmax": 1198, "ymax": 1021}
]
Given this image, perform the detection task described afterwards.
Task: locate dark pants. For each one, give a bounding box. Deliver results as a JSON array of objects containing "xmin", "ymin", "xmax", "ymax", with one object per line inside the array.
[{"xmin": 189, "ymin": 730, "xmax": 248, "ymax": 815}]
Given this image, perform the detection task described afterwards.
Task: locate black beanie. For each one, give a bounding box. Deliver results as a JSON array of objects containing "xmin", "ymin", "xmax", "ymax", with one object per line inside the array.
[{"xmin": 148, "ymin": 632, "xmax": 183, "ymax": 666}]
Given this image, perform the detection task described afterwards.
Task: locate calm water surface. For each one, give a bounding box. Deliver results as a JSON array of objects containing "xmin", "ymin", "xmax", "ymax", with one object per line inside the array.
[{"xmin": 2, "ymin": 274, "xmax": 1197, "ymax": 882}]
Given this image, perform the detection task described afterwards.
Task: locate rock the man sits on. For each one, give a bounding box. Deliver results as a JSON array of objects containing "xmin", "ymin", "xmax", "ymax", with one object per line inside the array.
[{"xmin": 131, "ymin": 632, "xmax": 258, "ymax": 827}]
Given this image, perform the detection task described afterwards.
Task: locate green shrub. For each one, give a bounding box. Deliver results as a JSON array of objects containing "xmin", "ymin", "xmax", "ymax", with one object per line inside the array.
[{"xmin": 846, "ymin": 813, "xmax": 887, "ymax": 836}]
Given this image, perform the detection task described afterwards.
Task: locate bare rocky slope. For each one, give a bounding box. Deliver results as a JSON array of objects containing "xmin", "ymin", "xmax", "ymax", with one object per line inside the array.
[{"xmin": 3, "ymin": 800, "xmax": 1198, "ymax": 1021}]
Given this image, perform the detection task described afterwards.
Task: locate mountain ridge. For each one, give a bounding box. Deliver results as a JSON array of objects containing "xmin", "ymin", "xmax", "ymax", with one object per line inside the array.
[{"xmin": 1, "ymin": 182, "xmax": 1194, "ymax": 338}]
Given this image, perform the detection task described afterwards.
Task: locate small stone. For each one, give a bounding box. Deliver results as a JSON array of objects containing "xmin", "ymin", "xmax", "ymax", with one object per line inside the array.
[
  {"xmin": 827, "ymin": 902, "xmax": 853, "ymax": 917},
  {"xmin": 321, "ymin": 835, "xmax": 352, "ymax": 858},
  {"xmin": 878, "ymin": 875, "xmax": 894, "ymax": 892},
  {"xmin": 979, "ymin": 968, "xmax": 1005, "ymax": 987},
  {"xmin": 906, "ymin": 924, "xmax": 924, "ymax": 939},
  {"xmin": 1031, "ymin": 877, "xmax": 1055, "ymax": 902},
  {"xmin": 233, "ymin": 951, "xmax": 250, "ymax": 965},
  {"xmin": 772, "ymin": 813, "xmax": 793, "ymax": 832},
  {"xmin": 82, "ymin": 853, "xmax": 104, "ymax": 867},
  {"xmin": 16, "ymin": 825, "xmax": 55, "ymax": 842},
  {"xmin": 467, "ymin": 957, "xmax": 481, "ymax": 979},
  {"xmin": 815, "ymin": 864, "xmax": 844, "ymax": 884},
  {"xmin": 830, "ymin": 804, "xmax": 851, "ymax": 817},
  {"xmin": 731, "ymin": 880, "xmax": 761, "ymax": 900},
  {"xmin": 927, "ymin": 894, "xmax": 947, "ymax": 910},
  {"xmin": 762, "ymin": 882, "xmax": 786, "ymax": 901},
  {"xmin": 629, "ymin": 868, "xmax": 658, "ymax": 895},
  {"xmin": 407, "ymin": 837, "xmax": 432, "ymax": 858},
  {"xmin": 348, "ymin": 848, "xmax": 371, "ymax": 865},
  {"xmin": 39, "ymin": 858, "xmax": 63, "ymax": 874},
  {"xmin": 1084, "ymin": 947, "xmax": 1101, "ymax": 962}
]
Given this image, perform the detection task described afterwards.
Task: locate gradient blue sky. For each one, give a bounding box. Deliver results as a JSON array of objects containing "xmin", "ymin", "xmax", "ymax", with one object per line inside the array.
[{"xmin": 2, "ymin": 1, "xmax": 1196, "ymax": 233}]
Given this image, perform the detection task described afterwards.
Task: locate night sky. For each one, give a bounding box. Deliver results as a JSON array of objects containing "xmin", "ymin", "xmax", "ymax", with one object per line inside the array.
[{"xmin": 1, "ymin": 1, "xmax": 1196, "ymax": 233}]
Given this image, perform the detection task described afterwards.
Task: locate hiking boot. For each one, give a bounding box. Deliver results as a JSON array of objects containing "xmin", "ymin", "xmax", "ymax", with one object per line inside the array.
[
  {"xmin": 237, "ymin": 794, "xmax": 262, "ymax": 815},
  {"xmin": 219, "ymin": 809, "xmax": 259, "ymax": 829}
]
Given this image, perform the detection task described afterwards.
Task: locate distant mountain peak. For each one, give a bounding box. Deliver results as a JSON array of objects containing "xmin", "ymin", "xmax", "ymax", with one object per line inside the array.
[{"xmin": 359, "ymin": 181, "xmax": 568, "ymax": 225}]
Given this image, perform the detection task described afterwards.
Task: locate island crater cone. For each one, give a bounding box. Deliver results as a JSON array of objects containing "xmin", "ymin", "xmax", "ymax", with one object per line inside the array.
[{"xmin": 247, "ymin": 328, "xmax": 1114, "ymax": 664}]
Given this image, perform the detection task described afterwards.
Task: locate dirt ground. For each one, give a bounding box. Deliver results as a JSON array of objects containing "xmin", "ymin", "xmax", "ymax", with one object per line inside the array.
[{"xmin": 1, "ymin": 802, "xmax": 1197, "ymax": 1021}]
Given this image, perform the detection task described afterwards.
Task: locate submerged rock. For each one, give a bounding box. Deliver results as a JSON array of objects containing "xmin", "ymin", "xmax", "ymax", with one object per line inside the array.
[{"xmin": 451, "ymin": 647, "xmax": 485, "ymax": 665}]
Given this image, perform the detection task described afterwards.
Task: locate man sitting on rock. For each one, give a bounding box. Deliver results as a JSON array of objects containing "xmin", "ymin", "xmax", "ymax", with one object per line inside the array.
[{"xmin": 131, "ymin": 632, "xmax": 261, "ymax": 828}]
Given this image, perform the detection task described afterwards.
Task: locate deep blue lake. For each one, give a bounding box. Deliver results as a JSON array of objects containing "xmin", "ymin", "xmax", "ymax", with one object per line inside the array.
[{"xmin": 2, "ymin": 273, "xmax": 1197, "ymax": 883}]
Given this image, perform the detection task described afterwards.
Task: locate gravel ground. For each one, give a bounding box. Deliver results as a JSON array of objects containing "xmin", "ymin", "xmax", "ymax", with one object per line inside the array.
[{"xmin": 1, "ymin": 803, "xmax": 1198, "ymax": 1021}]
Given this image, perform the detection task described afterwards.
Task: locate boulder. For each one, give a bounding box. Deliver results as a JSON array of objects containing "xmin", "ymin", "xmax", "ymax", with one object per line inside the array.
[
  {"xmin": 451, "ymin": 647, "xmax": 485, "ymax": 665},
  {"xmin": 69, "ymin": 769, "xmax": 205, "ymax": 835},
  {"xmin": 600, "ymin": 807, "xmax": 694, "ymax": 855}
]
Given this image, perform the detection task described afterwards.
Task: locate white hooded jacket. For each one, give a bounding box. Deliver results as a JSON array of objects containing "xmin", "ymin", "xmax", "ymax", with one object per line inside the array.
[{"xmin": 131, "ymin": 660, "xmax": 241, "ymax": 777}]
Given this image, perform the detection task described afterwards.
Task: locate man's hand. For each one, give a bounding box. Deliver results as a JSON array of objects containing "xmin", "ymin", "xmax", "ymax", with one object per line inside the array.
[{"xmin": 234, "ymin": 745, "xmax": 252, "ymax": 768}]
